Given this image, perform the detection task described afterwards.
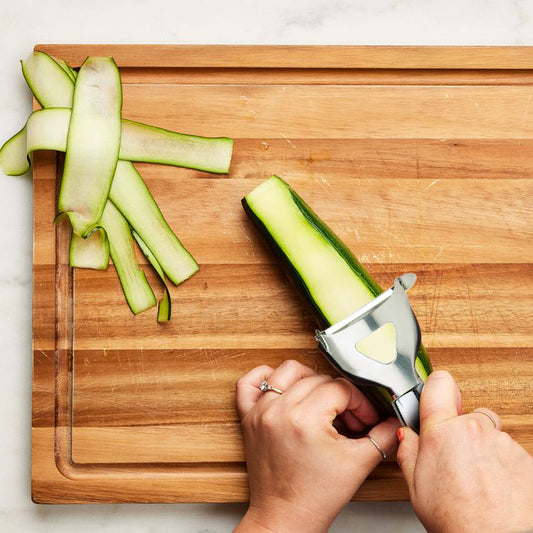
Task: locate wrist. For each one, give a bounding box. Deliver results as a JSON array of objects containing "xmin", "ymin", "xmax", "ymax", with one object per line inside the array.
[
  {"xmin": 235, "ymin": 498, "xmax": 331, "ymax": 533},
  {"xmin": 234, "ymin": 511, "xmax": 278, "ymax": 533}
]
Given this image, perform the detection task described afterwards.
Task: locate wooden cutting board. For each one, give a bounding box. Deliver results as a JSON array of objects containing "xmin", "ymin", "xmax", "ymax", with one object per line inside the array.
[{"xmin": 32, "ymin": 45, "xmax": 533, "ymax": 503}]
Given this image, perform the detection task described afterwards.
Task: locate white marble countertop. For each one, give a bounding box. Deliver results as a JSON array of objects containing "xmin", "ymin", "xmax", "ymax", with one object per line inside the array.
[{"xmin": 1, "ymin": 1, "xmax": 532, "ymax": 531}]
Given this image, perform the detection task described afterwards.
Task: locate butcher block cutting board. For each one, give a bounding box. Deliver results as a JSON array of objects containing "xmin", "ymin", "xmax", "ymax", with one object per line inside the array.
[{"xmin": 32, "ymin": 45, "xmax": 532, "ymax": 503}]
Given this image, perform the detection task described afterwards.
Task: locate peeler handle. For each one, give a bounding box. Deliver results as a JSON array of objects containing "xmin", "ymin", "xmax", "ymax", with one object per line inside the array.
[{"xmin": 392, "ymin": 381, "xmax": 424, "ymax": 433}]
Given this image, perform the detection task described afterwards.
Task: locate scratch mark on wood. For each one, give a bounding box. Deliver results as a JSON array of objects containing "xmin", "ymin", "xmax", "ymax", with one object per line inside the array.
[
  {"xmin": 279, "ymin": 131, "xmax": 296, "ymax": 149},
  {"xmin": 423, "ymin": 179, "xmax": 441, "ymax": 191},
  {"xmin": 37, "ymin": 349, "xmax": 51, "ymax": 361}
]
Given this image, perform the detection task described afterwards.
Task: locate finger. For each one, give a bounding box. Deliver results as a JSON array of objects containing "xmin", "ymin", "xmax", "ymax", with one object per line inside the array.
[
  {"xmin": 301, "ymin": 378, "xmax": 378, "ymax": 427},
  {"xmin": 420, "ymin": 370, "xmax": 462, "ymax": 432},
  {"xmin": 396, "ymin": 426, "xmax": 420, "ymax": 496},
  {"xmin": 469, "ymin": 407, "xmax": 502, "ymax": 431},
  {"xmin": 349, "ymin": 417, "xmax": 402, "ymax": 470},
  {"xmin": 281, "ymin": 374, "xmax": 332, "ymax": 403},
  {"xmin": 235, "ymin": 365, "xmax": 274, "ymax": 418},
  {"xmin": 259, "ymin": 360, "xmax": 315, "ymax": 399},
  {"xmin": 340, "ymin": 410, "xmax": 367, "ymax": 433}
]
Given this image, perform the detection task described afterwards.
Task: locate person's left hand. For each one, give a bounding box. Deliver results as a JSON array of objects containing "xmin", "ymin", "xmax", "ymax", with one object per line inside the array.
[{"xmin": 234, "ymin": 360, "xmax": 401, "ymax": 533}]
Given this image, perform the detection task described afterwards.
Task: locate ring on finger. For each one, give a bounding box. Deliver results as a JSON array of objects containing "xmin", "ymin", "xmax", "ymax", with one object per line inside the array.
[
  {"xmin": 259, "ymin": 380, "xmax": 283, "ymax": 395},
  {"xmin": 472, "ymin": 408, "xmax": 500, "ymax": 430},
  {"xmin": 365, "ymin": 434, "xmax": 387, "ymax": 459}
]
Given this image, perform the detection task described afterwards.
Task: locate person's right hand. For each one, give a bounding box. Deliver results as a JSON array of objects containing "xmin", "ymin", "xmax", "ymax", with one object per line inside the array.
[{"xmin": 397, "ymin": 370, "xmax": 533, "ymax": 533}]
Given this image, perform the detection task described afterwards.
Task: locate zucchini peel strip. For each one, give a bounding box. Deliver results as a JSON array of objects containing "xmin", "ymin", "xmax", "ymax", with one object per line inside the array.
[
  {"xmin": 1, "ymin": 50, "xmax": 234, "ymax": 320},
  {"xmin": 133, "ymin": 230, "xmax": 171, "ymax": 322},
  {"xmin": 69, "ymin": 229, "xmax": 110, "ymax": 270},
  {"xmin": 99, "ymin": 201, "xmax": 156, "ymax": 315},
  {"xmin": 58, "ymin": 56, "xmax": 122, "ymax": 238},
  {"xmin": 0, "ymin": 108, "xmax": 234, "ymax": 177},
  {"xmin": 2, "ymin": 51, "xmax": 234, "ymax": 176}
]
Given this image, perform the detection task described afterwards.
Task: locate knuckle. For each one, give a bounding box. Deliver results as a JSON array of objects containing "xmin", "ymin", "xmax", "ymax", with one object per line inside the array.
[
  {"xmin": 235, "ymin": 377, "xmax": 247, "ymax": 390},
  {"xmin": 259, "ymin": 408, "xmax": 278, "ymax": 431},
  {"xmin": 464, "ymin": 416, "xmax": 484, "ymax": 436},
  {"xmin": 280, "ymin": 359, "xmax": 301, "ymax": 372},
  {"xmin": 287, "ymin": 408, "xmax": 307, "ymax": 434},
  {"xmin": 335, "ymin": 377, "xmax": 354, "ymax": 391}
]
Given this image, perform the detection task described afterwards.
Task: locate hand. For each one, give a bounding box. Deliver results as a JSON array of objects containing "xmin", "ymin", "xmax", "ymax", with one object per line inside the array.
[
  {"xmin": 234, "ymin": 360, "xmax": 400, "ymax": 533},
  {"xmin": 397, "ymin": 370, "xmax": 533, "ymax": 533}
]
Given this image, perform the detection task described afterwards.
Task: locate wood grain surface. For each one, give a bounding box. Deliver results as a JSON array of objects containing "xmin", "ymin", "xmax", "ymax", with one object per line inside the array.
[{"xmin": 32, "ymin": 45, "xmax": 533, "ymax": 503}]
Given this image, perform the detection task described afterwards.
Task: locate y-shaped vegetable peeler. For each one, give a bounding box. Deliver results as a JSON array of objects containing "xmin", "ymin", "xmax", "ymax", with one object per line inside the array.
[{"xmin": 315, "ymin": 273, "xmax": 424, "ymax": 432}]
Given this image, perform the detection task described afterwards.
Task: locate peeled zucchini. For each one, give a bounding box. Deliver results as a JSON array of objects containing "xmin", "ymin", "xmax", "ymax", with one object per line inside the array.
[
  {"xmin": 16, "ymin": 51, "xmax": 233, "ymax": 175},
  {"xmin": 1, "ymin": 108, "xmax": 233, "ymax": 177},
  {"xmin": 17, "ymin": 54, "xmax": 200, "ymax": 284},
  {"xmin": 21, "ymin": 51, "xmax": 75, "ymax": 108},
  {"xmin": 243, "ymin": 176, "xmax": 432, "ymax": 411},
  {"xmin": 133, "ymin": 231, "xmax": 171, "ymax": 322},
  {"xmin": 0, "ymin": 127, "xmax": 28, "ymax": 176},
  {"xmin": 1, "ymin": 50, "xmax": 234, "ymax": 320},
  {"xmin": 69, "ymin": 230, "xmax": 109, "ymax": 270},
  {"xmin": 58, "ymin": 56, "xmax": 122, "ymax": 237},
  {"xmin": 99, "ymin": 201, "xmax": 156, "ymax": 314},
  {"xmin": 110, "ymin": 161, "xmax": 198, "ymax": 285}
]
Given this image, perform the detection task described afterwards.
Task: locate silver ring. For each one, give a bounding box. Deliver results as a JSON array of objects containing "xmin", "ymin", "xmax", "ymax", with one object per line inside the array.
[
  {"xmin": 473, "ymin": 409, "xmax": 499, "ymax": 429},
  {"xmin": 366, "ymin": 434, "xmax": 387, "ymax": 459},
  {"xmin": 259, "ymin": 380, "xmax": 283, "ymax": 395}
]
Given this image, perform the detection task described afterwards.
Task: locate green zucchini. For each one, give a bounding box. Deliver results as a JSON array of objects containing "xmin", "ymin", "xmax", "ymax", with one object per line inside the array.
[
  {"xmin": 51, "ymin": 56, "xmax": 77, "ymax": 82},
  {"xmin": 58, "ymin": 56, "xmax": 122, "ymax": 238},
  {"xmin": 243, "ymin": 176, "xmax": 432, "ymax": 412},
  {"xmin": 133, "ymin": 230, "xmax": 171, "ymax": 322},
  {"xmin": 99, "ymin": 201, "xmax": 156, "ymax": 314},
  {"xmin": 21, "ymin": 51, "xmax": 75, "ymax": 108},
  {"xmin": 18, "ymin": 51, "xmax": 233, "ymax": 174},
  {"xmin": 0, "ymin": 52, "xmax": 77, "ymax": 179},
  {"xmin": 69, "ymin": 229, "xmax": 109, "ymax": 270},
  {"xmin": 119, "ymin": 118, "xmax": 233, "ymax": 174},
  {"xmin": 0, "ymin": 127, "xmax": 28, "ymax": 176},
  {"xmin": 1, "ymin": 107, "xmax": 233, "ymax": 176},
  {"xmin": 111, "ymin": 161, "xmax": 199, "ymax": 285},
  {"xmin": 2, "ymin": 54, "xmax": 200, "ymax": 285},
  {"xmin": 1, "ymin": 51, "xmax": 233, "ymax": 320}
]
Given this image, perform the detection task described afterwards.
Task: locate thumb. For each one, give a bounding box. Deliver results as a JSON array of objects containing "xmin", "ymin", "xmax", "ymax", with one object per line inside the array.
[{"xmin": 396, "ymin": 426, "xmax": 420, "ymax": 496}]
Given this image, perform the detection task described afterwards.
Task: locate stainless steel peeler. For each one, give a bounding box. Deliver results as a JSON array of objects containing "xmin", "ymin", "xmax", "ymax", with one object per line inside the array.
[{"xmin": 315, "ymin": 273, "xmax": 424, "ymax": 432}]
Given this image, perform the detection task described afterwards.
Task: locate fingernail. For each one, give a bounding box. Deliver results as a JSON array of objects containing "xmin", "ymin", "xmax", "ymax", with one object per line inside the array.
[{"xmin": 397, "ymin": 427, "xmax": 404, "ymax": 442}]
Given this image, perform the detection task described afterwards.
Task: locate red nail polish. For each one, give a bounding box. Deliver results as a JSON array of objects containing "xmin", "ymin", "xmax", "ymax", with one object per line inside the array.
[{"xmin": 398, "ymin": 427, "xmax": 404, "ymax": 442}]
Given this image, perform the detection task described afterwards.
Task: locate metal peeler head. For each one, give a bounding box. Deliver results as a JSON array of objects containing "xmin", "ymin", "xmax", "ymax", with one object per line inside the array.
[{"xmin": 315, "ymin": 273, "xmax": 424, "ymax": 431}]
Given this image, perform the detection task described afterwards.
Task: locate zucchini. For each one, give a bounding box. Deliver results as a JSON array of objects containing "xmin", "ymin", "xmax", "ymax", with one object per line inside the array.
[
  {"xmin": 110, "ymin": 161, "xmax": 199, "ymax": 285},
  {"xmin": 0, "ymin": 127, "xmax": 28, "ymax": 176},
  {"xmin": 1, "ymin": 107, "xmax": 233, "ymax": 176},
  {"xmin": 19, "ymin": 51, "xmax": 233, "ymax": 174},
  {"xmin": 243, "ymin": 176, "xmax": 432, "ymax": 411},
  {"xmin": 119, "ymin": 119, "xmax": 233, "ymax": 174},
  {"xmin": 58, "ymin": 56, "xmax": 122, "ymax": 237},
  {"xmin": 2, "ymin": 53, "xmax": 200, "ymax": 285},
  {"xmin": 69, "ymin": 229, "xmax": 109, "ymax": 270},
  {"xmin": 99, "ymin": 201, "xmax": 156, "ymax": 314},
  {"xmin": 51, "ymin": 56, "xmax": 77, "ymax": 82},
  {"xmin": 1, "ymin": 51, "xmax": 233, "ymax": 320},
  {"xmin": 21, "ymin": 51, "xmax": 75, "ymax": 108},
  {"xmin": 133, "ymin": 230, "xmax": 171, "ymax": 322}
]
